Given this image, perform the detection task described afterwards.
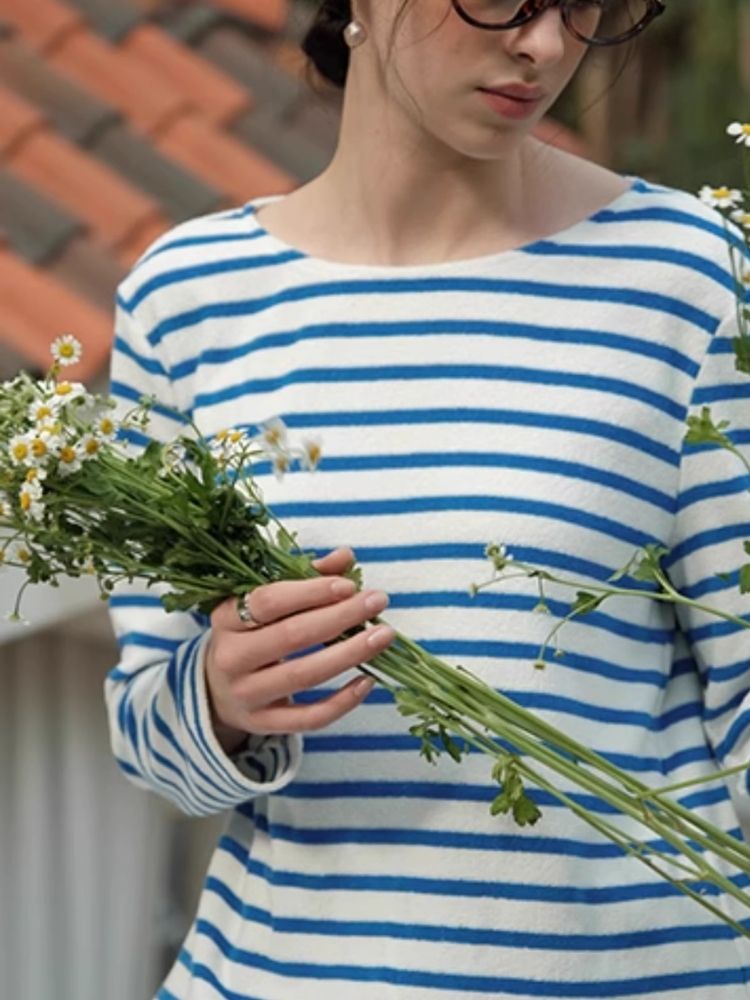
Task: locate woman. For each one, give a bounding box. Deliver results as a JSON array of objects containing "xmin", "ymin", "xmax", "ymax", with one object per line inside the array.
[{"xmin": 106, "ymin": 1, "xmax": 750, "ymax": 996}]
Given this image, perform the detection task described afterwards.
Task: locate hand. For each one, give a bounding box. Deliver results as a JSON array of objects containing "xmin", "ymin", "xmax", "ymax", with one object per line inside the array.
[{"xmin": 205, "ymin": 546, "xmax": 395, "ymax": 753}]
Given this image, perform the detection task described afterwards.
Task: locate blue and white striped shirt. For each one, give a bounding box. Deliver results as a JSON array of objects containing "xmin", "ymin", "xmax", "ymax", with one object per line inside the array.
[{"xmin": 106, "ymin": 175, "xmax": 750, "ymax": 999}]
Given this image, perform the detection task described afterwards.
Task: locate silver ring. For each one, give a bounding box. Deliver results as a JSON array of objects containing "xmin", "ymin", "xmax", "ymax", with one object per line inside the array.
[{"xmin": 236, "ymin": 593, "xmax": 263, "ymax": 628}]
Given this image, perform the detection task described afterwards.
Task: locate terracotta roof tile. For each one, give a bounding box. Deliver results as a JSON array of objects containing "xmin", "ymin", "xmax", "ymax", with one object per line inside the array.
[
  {"xmin": 0, "ymin": 244, "xmax": 111, "ymax": 382},
  {"xmin": 0, "ymin": 0, "xmax": 85, "ymax": 51},
  {"xmin": 45, "ymin": 27, "xmax": 191, "ymax": 134},
  {"xmin": 0, "ymin": 81, "xmax": 46, "ymax": 156},
  {"xmin": 156, "ymin": 111, "xmax": 294, "ymax": 202},
  {"xmin": 0, "ymin": 86, "xmax": 169, "ymax": 260},
  {"xmin": 210, "ymin": 0, "xmax": 287, "ymax": 33},
  {"xmin": 0, "ymin": 30, "xmax": 118, "ymax": 145},
  {"xmin": 120, "ymin": 23, "xmax": 252, "ymax": 126}
]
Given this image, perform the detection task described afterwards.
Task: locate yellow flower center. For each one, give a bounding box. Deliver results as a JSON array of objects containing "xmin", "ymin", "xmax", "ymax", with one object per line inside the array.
[
  {"xmin": 713, "ymin": 187, "xmax": 732, "ymax": 199},
  {"xmin": 31, "ymin": 438, "xmax": 48, "ymax": 458},
  {"xmin": 229, "ymin": 430, "xmax": 243, "ymax": 444},
  {"xmin": 215, "ymin": 429, "xmax": 229, "ymax": 442},
  {"xmin": 59, "ymin": 343, "xmax": 77, "ymax": 359},
  {"xmin": 742, "ymin": 124, "xmax": 750, "ymax": 136},
  {"xmin": 18, "ymin": 548, "xmax": 31, "ymax": 563},
  {"xmin": 59, "ymin": 445, "xmax": 77, "ymax": 463},
  {"xmin": 55, "ymin": 382, "xmax": 73, "ymax": 397},
  {"xmin": 35, "ymin": 405, "xmax": 53, "ymax": 421},
  {"xmin": 306, "ymin": 442, "xmax": 322, "ymax": 465},
  {"xmin": 20, "ymin": 492, "xmax": 31, "ymax": 512},
  {"xmin": 84, "ymin": 438, "xmax": 100, "ymax": 456},
  {"xmin": 99, "ymin": 418, "xmax": 115, "ymax": 435},
  {"xmin": 11, "ymin": 441, "xmax": 29, "ymax": 461}
]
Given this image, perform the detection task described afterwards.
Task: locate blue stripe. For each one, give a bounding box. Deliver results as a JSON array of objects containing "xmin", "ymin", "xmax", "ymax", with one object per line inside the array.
[
  {"xmin": 593, "ymin": 204, "xmax": 747, "ymax": 254},
  {"xmin": 248, "ymin": 810, "xmax": 730, "ymax": 862},
  {"xmin": 269, "ymin": 494, "xmax": 659, "ymax": 548},
  {"xmin": 117, "ymin": 631, "xmax": 182, "ymax": 653},
  {"xmin": 184, "ymin": 923, "xmax": 750, "ymax": 997},
  {"xmin": 112, "ymin": 333, "xmax": 168, "ymax": 379},
  {"xmin": 524, "ymin": 242, "xmax": 737, "ymax": 292},
  {"xmin": 300, "ymin": 732, "xmax": 719, "ymax": 777},
  {"xmin": 677, "ymin": 474, "xmax": 750, "ymax": 512},
  {"xmin": 278, "ymin": 780, "xmax": 730, "ymax": 817},
  {"xmin": 221, "ymin": 835, "xmax": 750, "ymax": 905},
  {"xmin": 169, "ymin": 317, "xmax": 699, "ymax": 382},
  {"xmin": 205, "ymin": 873, "xmax": 746, "ymax": 951},
  {"xmin": 249, "ymin": 450, "xmax": 675, "ymax": 511},
  {"xmin": 664, "ymin": 521, "xmax": 750, "ymax": 566},
  {"xmin": 137, "ymin": 276, "xmax": 719, "ymax": 349},
  {"xmin": 193, "ymin": 363, "xmax": 686, "ymax": 419},
  {"xmin": 267, "ymin": 406, "xmax": 680, "ymax": 466}
]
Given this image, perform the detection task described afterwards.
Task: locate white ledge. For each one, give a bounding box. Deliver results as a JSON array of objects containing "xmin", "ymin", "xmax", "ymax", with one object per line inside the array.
[{"xmin": 0, "ymin": 568, "xmax": 103, "ymax": 645}]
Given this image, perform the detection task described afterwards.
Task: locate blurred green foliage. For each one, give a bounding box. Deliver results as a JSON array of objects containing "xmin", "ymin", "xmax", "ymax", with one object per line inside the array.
[{"xmin": 617, "ymin": 0, "xmax": 747, "ymax": 191}]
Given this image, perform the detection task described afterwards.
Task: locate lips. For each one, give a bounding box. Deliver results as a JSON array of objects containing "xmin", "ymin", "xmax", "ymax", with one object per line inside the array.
[{"xmin": 478, "ymin": 84, "xmax": 545, "ymax": 101}]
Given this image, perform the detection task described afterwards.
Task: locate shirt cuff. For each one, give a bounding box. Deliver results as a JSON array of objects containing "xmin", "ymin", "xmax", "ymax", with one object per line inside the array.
[{"xmin": 190, "ymin": 630, "xmax": 303, "ymax": 803}]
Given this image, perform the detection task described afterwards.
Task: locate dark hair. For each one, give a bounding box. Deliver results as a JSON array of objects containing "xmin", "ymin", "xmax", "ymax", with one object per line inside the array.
[
  {"xmin": 300, "ymin": 1, "xmax": 352, "ymax": 90},
  {"xmin": 301, "ymin": 1, "xmax": 415, "ymax": 92}
]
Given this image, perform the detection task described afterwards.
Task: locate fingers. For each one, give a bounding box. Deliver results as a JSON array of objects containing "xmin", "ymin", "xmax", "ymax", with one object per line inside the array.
[
  {"xmin": 245, "ymin": 673, "xmax": 379, "ymax": 735},
  {"xmin": 212, "ymin": 572, "xmax": 358, "ymax": 634},
  {"xmin": 238, "ymin": 621, "xmax": 395, "ymax": 709},
  {"xmin": 311, "ymin": 546, "xmax": 356, "ymax": 574},
  {"xmin": 230, "ymin": 587, "xmax": 389, "ymax": 673}
]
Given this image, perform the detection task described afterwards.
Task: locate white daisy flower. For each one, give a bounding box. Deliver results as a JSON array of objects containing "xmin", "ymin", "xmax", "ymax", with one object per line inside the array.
[
  {"xmin": 8, "ymin": 434, "xmax": 32, "ymax": 466},
  {"xmin": 7, "ymin": 540, "xmax": 33, "ymax": 565},
  {"xmin": 299, "ymin": 436, "xmax": 322, "ymax": 471},
  {"xmin": 93, "ymin": 414, "xmax": 119, "ymax": 441},
  {"xmin": 25, "ymin": 434, "xmax": 54, "ymax": 468},
  {"xmin": 57, "ymin": 442, "xmax": 83, "ymax": 477},
  {"xmin": 271, "ymin": 453, "xmax": 290, "ymax": 480},
  {"xmin": 79, "ymin": 434, "xmax": 102, "ymax": 461},
  {"xmin": 0, "ymin": 494, "xmax": 12, "ymax": 520},
  {"xmin": 259, "ymin": 417, "xmax": 288, "ymax": 451},
  {"xmin": 50, "ymin": 334, "xmax": 83, "ymax": 367},
  {"xmin": 47, "ymin": 380, "xmax": 88, "ymax": 409},
  {"xmin": 19, "ymin": 483, "xmax": 45, "ymax": 521},
  {"xmin": 698, "ymin": 185, "xmax": 743, "ymax": 210},
  {"xmin": 730, "ymin": 208, "xmax": 750, "ymax": 229},
  {"xmin": 727, "ymin": 122, "xmax": 750, "ymax": 147},
  {"xmin": 29, "ymin": 400, "xmax": 56, "ymax": 424}
]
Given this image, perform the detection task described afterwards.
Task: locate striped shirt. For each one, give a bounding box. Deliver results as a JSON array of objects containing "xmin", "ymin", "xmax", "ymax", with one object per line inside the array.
[{"xmin": 106, "ymin": 175, "xmax": 750, "ymax": 999}]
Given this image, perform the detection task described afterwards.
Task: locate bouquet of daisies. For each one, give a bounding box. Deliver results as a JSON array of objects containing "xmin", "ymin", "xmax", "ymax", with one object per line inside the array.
[{"xmin": 2, "ymin": 124, "xmax": 750, "ymax": 936}]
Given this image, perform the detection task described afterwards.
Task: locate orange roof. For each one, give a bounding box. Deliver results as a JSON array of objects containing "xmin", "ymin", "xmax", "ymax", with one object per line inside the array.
[{"xmin": 0, "ymin": 244, "xmax": 111, "ymax": 382}]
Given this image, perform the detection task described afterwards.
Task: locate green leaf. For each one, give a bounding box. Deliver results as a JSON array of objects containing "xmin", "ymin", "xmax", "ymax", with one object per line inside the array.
[
  {"xmin": 438, "ymin": 727, "xmax": 464, "ymax": 763},
  {"xmin": 740, "ymin": 564, "xmax": 750, "ymax": 595},
  {"xmin": 512, "ymin": 793, "xmax": 542, "ymax": 826},
  {"xmin": 570, "ymin": 590, "xmax": 601, "ymax": 615},
  {"xmin": 490, "ymin": 790, "xmax": 512, "ymax": 816}
]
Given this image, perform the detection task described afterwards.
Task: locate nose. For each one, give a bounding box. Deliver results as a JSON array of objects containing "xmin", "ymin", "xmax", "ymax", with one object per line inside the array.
[{"xmin": 505, "ymin": 6, "xmax": 570, "ymax": 65}]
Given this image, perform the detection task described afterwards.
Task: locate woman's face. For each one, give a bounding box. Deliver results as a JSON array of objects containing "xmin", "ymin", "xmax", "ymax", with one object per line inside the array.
[{"xmin": 360, "ymin": 0, "xmax": 593, "ymax": 157}]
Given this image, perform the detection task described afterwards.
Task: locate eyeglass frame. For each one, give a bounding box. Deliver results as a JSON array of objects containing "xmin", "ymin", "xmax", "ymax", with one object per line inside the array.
[{"xmin": 450, "ymin": 0, "xmax": 666, "ymax": 47}]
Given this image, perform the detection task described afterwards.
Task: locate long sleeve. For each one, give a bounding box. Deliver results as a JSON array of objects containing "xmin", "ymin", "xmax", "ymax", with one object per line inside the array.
[
  {"xmin": 103, "ymin": 291, "xmax": 302, "ymax": 817},
  {"xmin": 664, "ymin": 308, "xmax": 750, "ymax": 811}
]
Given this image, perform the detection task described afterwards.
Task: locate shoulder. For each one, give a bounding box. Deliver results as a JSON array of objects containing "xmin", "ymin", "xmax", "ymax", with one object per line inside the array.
[{"xmin": 116, "ymin": 202, "xmax": 260, "ymax": 325}]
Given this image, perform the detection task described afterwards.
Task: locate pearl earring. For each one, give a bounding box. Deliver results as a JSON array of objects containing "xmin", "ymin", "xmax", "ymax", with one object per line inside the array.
[{"xmin": 343, "ymin": 19, "xmax": 368, "ymax": 49}]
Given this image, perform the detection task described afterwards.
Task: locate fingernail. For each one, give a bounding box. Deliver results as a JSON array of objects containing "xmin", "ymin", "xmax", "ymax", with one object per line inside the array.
[
  {"xmin": 331, "ymin": 578, "xmax": 356, "ymax": 598},
  {"xmin": 353, "ymin": 676, "xmax": 375, "ymax": 697},
  {"xmin": 364, "ymin": 590, "xmax": 389, "ymax": 614},
  {"xmin": 366, "ymin": 624, "xmax": 394, "ymax": 647}
]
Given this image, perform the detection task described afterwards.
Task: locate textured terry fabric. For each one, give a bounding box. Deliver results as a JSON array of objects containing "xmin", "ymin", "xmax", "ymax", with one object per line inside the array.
[{"xmin": 104, "ymin": 175, "xmax": 750, "ymax": 1000}]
